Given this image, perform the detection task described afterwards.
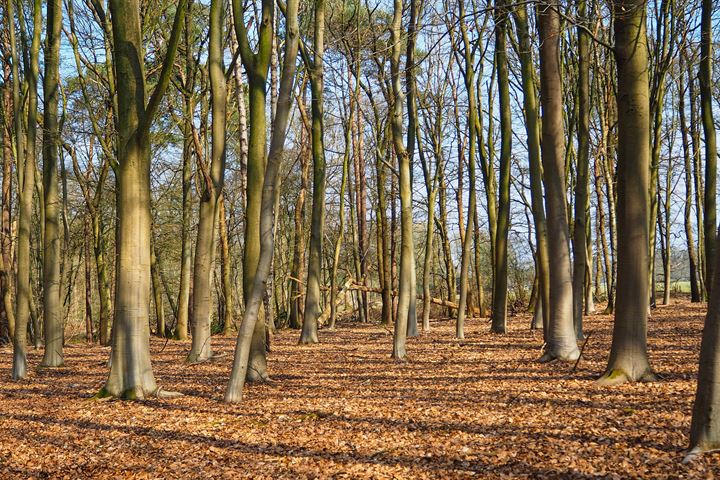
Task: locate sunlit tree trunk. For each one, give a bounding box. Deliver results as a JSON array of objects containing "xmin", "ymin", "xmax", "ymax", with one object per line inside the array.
[
  {"xmin": 572, "ymin": 0, "xmax": 590, "ymax": 340},
  {"xmin": 40, "ymin": 0, "xmax": 64, "ymax": 367},
  {"xmin": 11, "ymin": 0, "xmax": 41, "ymax": 380},
  {"xmin": 175, "ymin": 6, "xmax": 196, "ymax": 341},
  {"xmin": 686, "ymin": 227, "xmax": 720, "ymax": 460},
  {"xmin": 455, "ymin": 0, "xmax": 477, "ymax": 341},
  {"xmin": 0, "ymin": 52, "xmax": 15, "ymax": 341},
  {"xmin": 300, "ymin": 0, "xmax": 327, "ymax": 345},
  {"xmin": 598, "ymin": 0, "xmax": 655, "ymax": 385},
  {"xmin": 537, "ymin": 1, "xmax": 579, "ymax": 362},
  {"xmin": 187, "ymin": 0, "xmax": 227, "ymax": 362},
  {"xmin": 100, "ymin": 0, "xmax": 187, "ymax": 399},
  {"xmin": 225, "ymin": 0, "xmax": 298, "ymax": 402},
  {"xmin": 512, "ymin": 3, "xmax": 549, "ymax": 338},
  {"xmin": 700, "ymin": 0, "xmax": 716, "ymax": 298},
  {"xmin": 389, "ymin": 0, "xmax": 416, "ymax": 359},
  {"xmin": 678, "ymin": 52, "xmax": 701, "ymax": 303}
]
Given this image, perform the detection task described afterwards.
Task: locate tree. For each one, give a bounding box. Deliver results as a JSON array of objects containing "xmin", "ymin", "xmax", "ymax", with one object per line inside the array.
[
  {"xmin": 98, "ymin": 0, "xmax": 187, "ymax": 399},
  {"xmin": 536, "ymin": 1, "xmax": 579, "ymax": 362},
  {"xmin": 686, "ymin": 227, "xmax": 720, "ymax": 461},
  {"xmin": 40, "ymin": 0, "xmax": 64, "ymax": 367},
  {"xmin": 389, "ymin": 0, "xmax": 417, "ymax": 359},
  {"xmin": 490, "ymin": 0, "xmax": 511, "ymax": 334},
  {"xmin": 237, "ymin": 0, "xmax": 275, "ymax": 382},
  {"xmin": 11, "ymin": 0, "xmax": 41, "ymax": 380},
  {"xmin": 597, "ymin": 0, "xmax": 655, "ymax": 385},
  {"xmin": 300, "ymin": 0, "xmax": 328, "ymax": 345},
  {"xmin": 699, "ymin": 0, "xmax": 716, "ymax": 298},
  {"xmin": 226, "ymin": 0, "xmax": 299, "ymax": 402},
  {"xmin": 187, "ymin": 0, "xmax": 228, "ymax": 363}
]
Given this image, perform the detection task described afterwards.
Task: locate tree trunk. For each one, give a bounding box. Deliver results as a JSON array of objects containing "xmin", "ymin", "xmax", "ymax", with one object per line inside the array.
[
  {"xmin": 597, "ymin": 0, "xmax": 655, "ymax": 385},
  {"xmin": 700, "ymin": 0, "xmax": 716, "ymax": 299},
  {"xmin": 188, "ymin": 0, "xmax": 227, "ymax": 362},
  {"xmin": 226, "ymin": 0, "xmax": 298, "ymax": 402},
  {"xmin": 11, "ymin": 0, "xmax": 41, "ymax": 380},
  {"xmin": 572, "ymin": 0, "xmax": 590, "ymax": 340},
  {"xmin": 512, "ymin": 3, "xmax": 550, "ymax": 340},
  {"xmin": 687, "ymin": 227, "xmax": 720, "ymax": 459},
  {"xmin": 300, "ymin": 0, "xmax": 327, "ymax": 345},
  {"xmin": 100, "ymin": 0, "xmax": 187, "ymax": 398},
  {"xmin": 491, "ymin": 0, "xmax": 511, "ymax": 334},
  {"xmin": 151, "ymin": 243, "xmax": 165, "ymax": 338},
  {"xmin": 679, "ymin": 53, "xmax": 701, "ymax": 303},
  {"xmin": 40, "ymin": 0, "xmax": 64, "ymax": 367},
  {"xmin": 537, "ymin": 1, "xmax": 579, "ymax": 362}
]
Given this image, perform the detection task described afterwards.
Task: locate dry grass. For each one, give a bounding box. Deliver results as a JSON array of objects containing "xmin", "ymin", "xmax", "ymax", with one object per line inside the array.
[{"xmin": 0, "ymin": 299, "xmax": 716, "ymax": 479}]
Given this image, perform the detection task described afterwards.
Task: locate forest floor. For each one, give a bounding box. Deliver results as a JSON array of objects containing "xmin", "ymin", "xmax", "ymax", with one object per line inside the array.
[{"xmin": 0, "ymin": 299, "xmax": 717, "ymax": 479}]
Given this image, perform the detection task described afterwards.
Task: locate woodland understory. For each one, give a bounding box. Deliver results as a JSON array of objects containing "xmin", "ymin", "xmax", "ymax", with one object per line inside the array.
[{"xmin": 0, "ymin": 299, "xmax": 717, "ymax": 479}]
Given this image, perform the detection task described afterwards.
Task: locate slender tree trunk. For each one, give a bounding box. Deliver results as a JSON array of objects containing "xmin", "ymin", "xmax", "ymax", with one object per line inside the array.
[
  {"xmin": 491, "ymin": 0, "xmax": 511, "ymax": 334},
  {"xmin": 11, "ymin": 0, "xmax": 41, "ymax": 380},
  {"xmin": 300, "ymin": 0, "xmax": 327, "ymax": 345},
  {"xmin": 512, "ymin": 3, "xmax": 550, "ymax": 339},
  {"xmin": 389, "ymin": 0, "xmax": 415, "ymax": 360},
  {"xmin": 288, "ymin": 95, "xmax": 310, "ymax": 329},
  {"xmin": 455, "ymin": 1, "xmax": 477, "ymax": 341},
  {"xmin": 83, "ymin": 215, "xmax": 93, "ymax": 343},
  {"xmin": 679, "ymin": 55, "xmax": 701, "ymax": 303},
  {"xmin": 0, "ymin": 59, "xmax": 15, "ymax": 341},
  {"xmin": 572, "ymin": 0, "xmax": 591, "ymax": 340},
  {"xmin": 151, "ymin": 243, "xmax": 165, "ymax": 338},
  {"xmin": 225, "ymin": 0, "xmax": 298, "ymax": 402},
  {"xmin": 700, "ymin": 0, "xmax": 716, "ymax": 298},
  {"xmin": 219, "ymin": 196, "xmax": 234, "ymax": 335},
  {"xmin": 188, "ymin": 0, "xmax": 227, "ymax": 362},
  {"xmin": 598, "ymin": 0, "xmax": 655, "ymax": 385}
]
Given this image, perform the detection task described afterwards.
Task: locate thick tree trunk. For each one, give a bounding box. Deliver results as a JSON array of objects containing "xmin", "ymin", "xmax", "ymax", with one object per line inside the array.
[
  {"xmin": 101, "ymin": 0, "xmax": 186, "ymax": 399},
  {"xmin": 40, "ymin": 0, "xmax": 64, "ymax": 367},
  {"xmin": 687, "ymin": 227, "xmax": 720, "ymax": 459},
  {"xmin": 537, "ymin": 2, "xmax": 579, "ymax": 362},
  {"xmin": 598, "ymin": 0, "xmax": 655, "ymax": 385}
]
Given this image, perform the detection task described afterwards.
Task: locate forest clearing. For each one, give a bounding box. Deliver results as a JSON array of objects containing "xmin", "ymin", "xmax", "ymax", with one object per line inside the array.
[{"xmin": 0, "ymin": 300, "xmax": 717, "ymax": 479}]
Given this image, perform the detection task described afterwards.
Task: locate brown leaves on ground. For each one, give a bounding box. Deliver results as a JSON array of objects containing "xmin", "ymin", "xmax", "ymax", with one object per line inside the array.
[{"xmin": 0, "ymin": 299, "xmax": 717, "ymax": 479}]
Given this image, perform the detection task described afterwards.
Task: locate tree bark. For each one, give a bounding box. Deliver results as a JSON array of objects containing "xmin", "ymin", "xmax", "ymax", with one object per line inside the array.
[
  {"xmin": 187, "ymin": 0, "xmax": 228, "ymax": 362},
  {"xmin": 597, "ymin": 0, "xmax": 655, "ymax": 385},
  {"xmin": 537, "ymin": 1, "xmax": 579, "ymax": 362},
  {"xmin": 40, "ymin": 0, "xmax": 65, "ymax": 367}
]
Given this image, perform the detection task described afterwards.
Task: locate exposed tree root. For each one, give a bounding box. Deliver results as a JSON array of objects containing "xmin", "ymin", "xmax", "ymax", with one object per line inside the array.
[
  {"xmin": 185, "ymin": 352, "xmax": 226, "ymax": 365},
  {"xmin": 683, "ymin": 445, "xmax": 720, "ymax": 464},
  {"xmin": 596, "ymin": 368, "xmax": 657, "ymax": 386}
]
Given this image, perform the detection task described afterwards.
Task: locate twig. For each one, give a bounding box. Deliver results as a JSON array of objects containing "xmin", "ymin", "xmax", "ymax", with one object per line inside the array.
[{"xmin": 571, "ymin": 331, "xmax": 593, "ymax": 373}]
